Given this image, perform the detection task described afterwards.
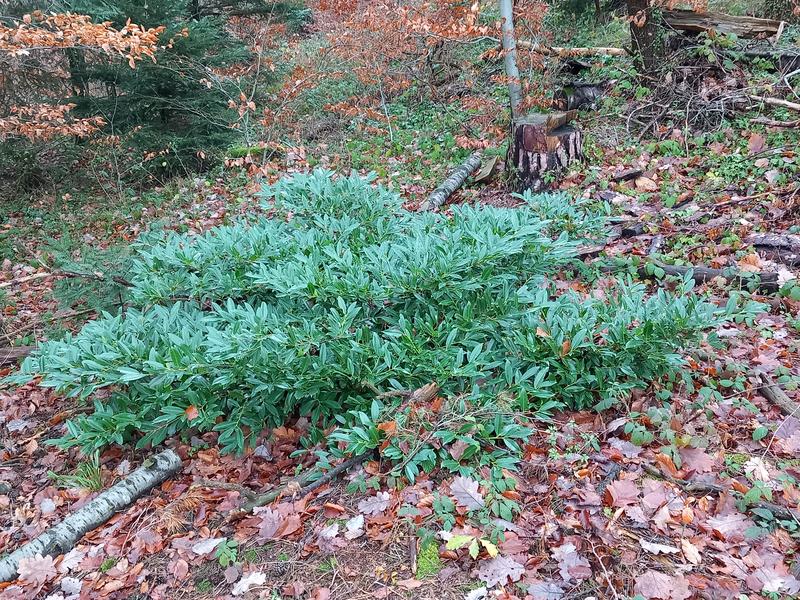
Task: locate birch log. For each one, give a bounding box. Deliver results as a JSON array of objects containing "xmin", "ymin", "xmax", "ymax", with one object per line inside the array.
[
  {"xmin": 419, "ymin": 152, "xmax": 483, "ymax": 211},
  {"xmin": 499, "ymin": 0, "xmax": 522, "ymax": 119},
  {"xmin": 0, "ymin": 449, "xmax": 182, "ymax": 582}
]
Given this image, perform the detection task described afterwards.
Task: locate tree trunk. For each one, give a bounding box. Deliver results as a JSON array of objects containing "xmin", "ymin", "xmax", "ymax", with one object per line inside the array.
[
  {"xmin": 627, "ymin": 0, "xmax": 662, "ymax": 74},
  {"xmin": 507, "ymin": 112, "xmax": 583, "ymax": 192},
  {"xmin": 499, "ymin": 0, "xmax": 523, "ymax": 119}
]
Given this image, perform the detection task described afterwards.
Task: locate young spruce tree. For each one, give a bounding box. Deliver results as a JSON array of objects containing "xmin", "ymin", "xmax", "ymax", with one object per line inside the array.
[{"xmin": 58, "ymin": 0, "xmax": 252, "ymax": 173}]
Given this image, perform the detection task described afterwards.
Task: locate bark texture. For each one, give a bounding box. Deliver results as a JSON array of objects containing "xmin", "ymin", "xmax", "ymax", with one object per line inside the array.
[
  {"xmin": 498, "ymin": 0, "xmax": 522, "ymax": 119},
  {"xmin": 0, "ymin": 346, "xmax": 34, "ymax": 365},
  {"xmin": 748, "ymin": 232, "xmax": 800, "ymax": 266},
  {"xmin": 508, "ymin": 112, "xmax": 583, "ymax": 192},
  {"xmin": 663, "ymin": 9, "xmax": 783, "ymax": 37},
  {"xmin": 627, "ymin": 0, "xmax": 662, "ymax": 73},
  {"xmin": 0, "ymin": 449, "xmax": 182, "ymax": 582},
  {"xmin": 419, "ymin": 152, "xmax": 483, "ymax": 211}
]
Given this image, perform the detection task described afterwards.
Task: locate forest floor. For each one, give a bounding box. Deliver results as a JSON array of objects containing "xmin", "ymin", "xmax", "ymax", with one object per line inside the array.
[{"xmin": 2, "ymin": 5, "xmax": 800, "ymax": 600}]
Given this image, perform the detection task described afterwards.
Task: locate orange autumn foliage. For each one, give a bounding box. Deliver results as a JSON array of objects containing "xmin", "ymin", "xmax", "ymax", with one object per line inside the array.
[{"xmin": 0, "ymin": 12, "xmax": 163, "ymax": 141}]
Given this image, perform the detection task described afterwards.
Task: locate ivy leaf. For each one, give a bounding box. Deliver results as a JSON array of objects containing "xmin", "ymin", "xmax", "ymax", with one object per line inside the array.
[{"xmin": 451, "ymin": 476, "xmax": 485, "ymax": 510}]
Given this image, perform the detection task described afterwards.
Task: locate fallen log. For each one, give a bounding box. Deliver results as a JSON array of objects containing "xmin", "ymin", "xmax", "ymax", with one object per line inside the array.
[
  {"xmin": 0, "ymin": 346, "xmax": 34, "ymax": 366},
  {"xmin": 747, "ymin": 232, "xmax": 800, "ymax": 266},
  {"xmin": 507, "ymin": 111, "xmax": 583, "ymax": 192},
  {"xmin": 751, "ymin": 116, "xmax": 800, "ymax": 128},
  {"xmin": 663, "ymin": 9, "xmax": 782, "ymax": 39},
  {"xmin": 516, "ymin": 41, "xmax": 627, "ymax": 57},
  {"xmin": 748, "ymin": 94, "xmax": 800, "ymax": 112},
  {"xmin": 757, "ymin": 372, "xmax": 800, "ymax": 416},
  {"xmin": 237, "ymin": 450, "xmax": 374, "ymax": 514},
  {"xmin": 604, "ymin": 260, "xmax": 780, "ymax": 294},
  {"xmin": 419, "ymin": 152, "xmax": 483, "ymax": 211},
  {"xmin": 0, "ymin": 449, "xmax": 182, "ymax": 583}
]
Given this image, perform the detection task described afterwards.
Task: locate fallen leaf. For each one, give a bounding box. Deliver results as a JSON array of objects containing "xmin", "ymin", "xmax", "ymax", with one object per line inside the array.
[
  {"xmin": 60, "ymin": 576, "xmax": 82, "ymax": 595},
  {"xmin": 639, "ymin": 539, "xmax": 680, "ymax": 555},
  {"xmin": 528, "ymin": 581, "xmax": 564, "ymax": 600},
  {"xmin": 705, "ymin": 513, "xmax": 754, "ymax": 541},
  {"xmin": 680, "ymin": 448, "xmax": 715, "ymax": 473},
  {"xmin": 233, "ymin": 571, "xmax": 267, "ymax": 596},
  {"xmin": 185, "ymin": 405, "xmax": 199, "ymax": 421},
  {"xmin": 396, "ymin": 578, "xmax": 424, "ymax": 590},
  {"xmin": 191, "ymin": 537, "xmax": 226, "ymax": 556},
  {"xmin": 748, "ymin": 132, "xmax": 766, "ymax": 155},
  {"xmin": 58, "ymin": 549, "xmax": 85, "ymax": 573},
  {"xmin": 551, "ymin": 543, "xmax": 591, "ymax": 582},
  {"xmin": 681, "ymin": 539, "xmax": 701, "ymax": 565},
  {"xmin": 451, "ymin": 476, "xmax": 485, "ymax": 510},
  {"xmin": 604, "ymin": 479, "xmax": 639, "ymax": 507},
  {"xmin": 256, "ymin": 507, "xmax": 284, "ymax": 540},
  {"xmin": 358, "ymin": 491, "xmax": 391, "ymax": 515},
  {"xmin": 634, "ymin": 570, "xmax": 691, "ymax": 600},
  {"xmin": 17, "ymin": 553, "xmax": 57, "ymax": 585},
  {"xmin": 344, "ymin": 514, "xmax": 365, "ymax": 540},
  {"xmin": 476, "ymin": 555, "xmax": 525, "ymax": 588},
  {"xmin": 311, "ymin": 587, "xmax": 332, "ymax": 600}
]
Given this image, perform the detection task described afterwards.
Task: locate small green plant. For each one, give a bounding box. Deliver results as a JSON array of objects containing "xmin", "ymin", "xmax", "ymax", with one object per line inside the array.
[
  {"xmin": 99, "ymin": 557, "xmax": 118, "ymax": 573},
  {"xmin": 9, "ymin": 171, "xmax": 762, "ymax": 461},
  {"xmin": 49, "ymin": 452, "xmax": 103, "ymax": 492},
  {"xmin": 215, "ymin": 539, "xmax": 239, "ymax": 568},
  {"xmin": 416, "ymin": 539, "xmax": 443, "ymax": 579},
  {"xmin": 196, "ymin": 579, "xmax": 213, "ymax": 594}
]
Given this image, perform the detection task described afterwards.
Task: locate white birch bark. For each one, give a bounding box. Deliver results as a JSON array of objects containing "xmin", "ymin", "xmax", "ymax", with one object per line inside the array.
[
  {"xmin": 420, "ymin": 152, "xmax": 483, "ymax": 211},
  {"xmin": 499, "ymin": 0, "xmax": 523, "ymax": 119},
  {"xmin": 0, "ymin": 449, "xmax": 182, "ymax": 582}
]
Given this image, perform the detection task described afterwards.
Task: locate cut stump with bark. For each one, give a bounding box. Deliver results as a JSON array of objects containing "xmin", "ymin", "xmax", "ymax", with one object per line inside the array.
[
  {"xmin": 0, "ymin": 449, "xmax": 182, "ymax": 583},
  {"xmin": 507, "ymin": 111, "xmax": 583, "ymax": 192}
]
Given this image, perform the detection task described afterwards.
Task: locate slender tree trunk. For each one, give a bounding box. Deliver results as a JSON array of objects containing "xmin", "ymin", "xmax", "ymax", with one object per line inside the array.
[
  {"xmin": 499, "ymin": 0, "xmax": 523, "ymax": 119},
  {"xmin": 627, "ymin": 0, "xmax": 662, "ymax": 74}
]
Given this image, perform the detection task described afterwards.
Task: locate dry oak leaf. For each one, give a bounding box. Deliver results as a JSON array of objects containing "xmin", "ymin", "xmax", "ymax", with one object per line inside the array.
[
  {"xmin": 451, "ymin": 476, "xmax": 485, "ymax": 510},
  {"xmin": 17, "ymin": 553, "xmax": 57, "ymax": 585},
  {"xmin": 604, "ymin": 478, "xmax": 639, "ymax": 507},
  {"xmin": 551, "ymin": 543, "xmax": 591, "ymax": 582},
  {"xmin": 357, "ymin": 491, "xmax": 391, "ymax": 515},
  {"xmin": 476, "ymin": 555, "xmax": 525, "ymax": 588},
  {"xmin": 634, "ymin": 570, "xmax": 692, "ymax": 600}
]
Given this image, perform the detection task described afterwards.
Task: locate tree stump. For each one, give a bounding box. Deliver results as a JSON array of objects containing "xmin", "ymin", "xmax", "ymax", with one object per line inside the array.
[{"xmin": 507, "ymin": 112, "xmax": 583, "ymax": 192}]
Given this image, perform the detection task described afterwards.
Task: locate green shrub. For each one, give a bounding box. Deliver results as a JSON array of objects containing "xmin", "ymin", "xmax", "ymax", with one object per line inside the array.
[{"xmin": 9, "ymin": 171, "xmax": 754, "ymax": 454}]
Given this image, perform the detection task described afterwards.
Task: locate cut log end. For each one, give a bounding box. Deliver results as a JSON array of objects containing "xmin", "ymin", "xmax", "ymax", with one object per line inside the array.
[{"xmin": 508, "ymin": 112, "xmax": 584, "ymax": 192}]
